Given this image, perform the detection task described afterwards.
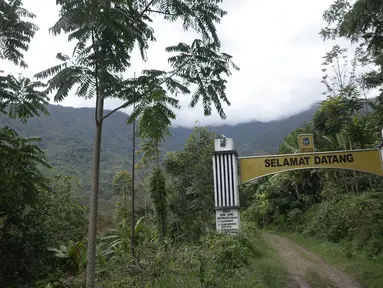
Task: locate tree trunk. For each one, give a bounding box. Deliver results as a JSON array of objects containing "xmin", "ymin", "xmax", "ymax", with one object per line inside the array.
[
  {"xmin": 145, "ymin": 193, "xmax": 147, "ymax": 220},
  {"xmin": 349, "ymin": 142, "xmax": 359, "ymax": 194},
  {"xmin": 353, "ymin": 170, "xmax": 359, "ymax": 194},
  {"xmin": 294, "ymin": 183, "xmax": 301, "ymax": 200},
  {"xmin": 86, "ymin": 98, "xmax": 104, "ymax": 288},
  {"xmin": 131, "ymin": 110, "xmax": 136, "ymax": 258},
  {"xmin": 368, "ymin": 176, "xmax": 373, "ymax": 189},
  {"xmin": 349, "ymin": 171, "xmax": 356, "ymax": 194},
  {"xmin": 294, "ymin": 173, "xmax": 301, "ymax": 201},
  {"xmin": 344, "ymin": 180, "xmax": 349, "ymax": 194},
  {"xmin": 341, "ymin": 171, "xmax": 350, "ymax": 194}
]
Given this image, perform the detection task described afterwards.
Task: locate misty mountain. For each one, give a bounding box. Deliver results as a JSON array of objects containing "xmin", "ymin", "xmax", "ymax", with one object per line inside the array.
[{"xmin": 0, "ymin": 104, "xmax": 318, "ymax": 196}]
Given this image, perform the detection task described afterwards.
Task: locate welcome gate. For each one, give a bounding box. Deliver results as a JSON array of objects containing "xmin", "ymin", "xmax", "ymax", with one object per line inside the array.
[{"xmin": 212, "ymin": 132, "xmax": 383, "ymax": 233}]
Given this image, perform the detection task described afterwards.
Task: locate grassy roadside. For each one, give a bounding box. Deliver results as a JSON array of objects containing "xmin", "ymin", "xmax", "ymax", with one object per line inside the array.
[
  {"xmin": 141, "ymin": 224, "xmax": 290, "ymax": 288},
  {"xmin": 278, "ymin": 232, "xmax": 383, "ymax": 288},
  {"xmin": 206, "ymin": 225, "xmax": 289, "ymax": 288},
  {"xmin": 247, "ymin": 238, "xmax": 288, "ymax": 288}
]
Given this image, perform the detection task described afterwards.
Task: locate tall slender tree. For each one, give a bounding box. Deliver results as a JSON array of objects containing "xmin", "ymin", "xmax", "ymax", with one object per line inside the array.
[
  {"xmin": 37, "ymin": 1, "xmax": 238, "ymax": 286},
  {"xmin": 133, "ymin": 85, "xmax": 178, "ymax": 243},
  {"xmin": 315, "ymin": 44, "xmax": 374, "ymax": 194}
]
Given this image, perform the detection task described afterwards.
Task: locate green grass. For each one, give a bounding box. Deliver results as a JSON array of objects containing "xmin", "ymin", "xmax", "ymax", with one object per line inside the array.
[
  {"xmin": 304, "ymin": 268, "xmax": 336, "ymax": 288},
  {"xmin": 150, "ymin": 248, "xmax": 288, "ymax": 287},
  {"xmin": 212, "ymin": 231, "xmax": 290, "ymax": 288},
  {"xmin": 248, "ymin": 247, "xmax": 288, "ymax": 288},
  {"xmin": 241, "ymin": 227, "xmax": 290, "ymax": 288},
  {"xmin": 153, "ymin": 228, "xmax": 289, "ymax": 288},
  {"xmin": 280, "ymin": 233, "xmax": 383, "ymax": 288}
]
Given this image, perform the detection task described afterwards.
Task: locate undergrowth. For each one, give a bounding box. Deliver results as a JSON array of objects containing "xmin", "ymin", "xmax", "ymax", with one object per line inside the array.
[{"xmin": 99, "ymin": 221, "xmax": 287, "ymax": 288}]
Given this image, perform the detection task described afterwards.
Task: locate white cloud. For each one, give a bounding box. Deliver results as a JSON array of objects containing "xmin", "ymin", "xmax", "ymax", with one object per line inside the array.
[{"xmin": 2, "ymin": 0, "xmax": 351, "ymax": 127}]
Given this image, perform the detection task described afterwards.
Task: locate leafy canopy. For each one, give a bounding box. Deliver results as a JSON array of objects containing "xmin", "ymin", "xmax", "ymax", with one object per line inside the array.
[
  {"xmin": 37, "ymin": 0, "xmax": 239, "ymax": 122},
  {"xmin": 0, "ymin": 74, "xmax": 49, "ymax": 122},
  {"xmin": 0, "ymin": 127, "xmax": 50, "ymax": 218},
  {"xmin": 321, "ymin": 0, "xmax": 383, "ymax": 91},
  {"xmin": 0, "ymin": 0, "xmax": 38, "ymax": 68}
]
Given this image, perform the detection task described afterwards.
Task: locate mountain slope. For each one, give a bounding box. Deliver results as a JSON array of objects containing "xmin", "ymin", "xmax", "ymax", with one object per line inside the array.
[{"xmin": 0, "ymin": 104, "xmax": 318, "ymax": 196}]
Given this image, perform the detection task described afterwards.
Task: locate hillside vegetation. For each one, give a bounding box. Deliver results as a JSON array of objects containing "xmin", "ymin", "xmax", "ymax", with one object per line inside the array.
[{"xmin": 0, "ymin": 103, "xmax": 317, "ymax": 197}]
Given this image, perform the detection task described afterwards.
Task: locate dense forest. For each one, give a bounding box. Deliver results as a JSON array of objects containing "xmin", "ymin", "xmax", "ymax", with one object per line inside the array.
[
  {"xmin": 0, "ymin": 103, "xmax": 318, "ymax": 197},
  {"xmin": 1, "ymin": 0, "xmax": 383, "ymax": 288}
]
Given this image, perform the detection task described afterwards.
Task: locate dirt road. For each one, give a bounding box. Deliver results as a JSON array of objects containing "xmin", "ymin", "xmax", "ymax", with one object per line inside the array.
[{"xmin": 263, "ymin": 233, "xmax": 364, "ymax": 288}]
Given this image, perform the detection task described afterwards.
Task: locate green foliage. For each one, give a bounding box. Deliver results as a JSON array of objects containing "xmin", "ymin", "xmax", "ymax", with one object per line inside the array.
[
  {"xmin": 321, "ymin": 0, "xmax": 383, "ymax": 92},
  {"xmin": 0, "ymin": 105, "xmax": 137, "ymax": 197},
  {"xmin": 97, "ymin": 221, "xmax": 285, "ymax": 288},
  {"xmin": 1, "ymin": 1, "xmax": 244, "ymax": 287},
  {"xmin": 113, "ymin": 171, "xmax": 132, "ymax": 197},
  {"xmin": 313, "ymin": 96, "xmax": 349, "ymax": 136},
  {"xmin": 164, "ymin": 126, "xmax": 216, "ymax": 242},
  {"xmin": 101, "ymin": 222, "xmax": 132, "ymax": 257},
  {"xmin": 0, "ymin": 74, "xmax": 49, "ymax": 122},
  {"xmin": 48, "ymin": 240, "xmax": 87, "ymax": 277},
  {"xmin": 45, "ymin": 175, "xmax": 88, "ymax": 245},
  {"xmin": 38, "ymin": 0, "xmax": 239, "ymax": 122},
  {"xmin": 0, "ymin": 174, "xmax": 87, "ymax": 287},
  {"xmin": 202, "ymin": 232, "xmax": 252, "ymax": 272},
  {"xmin": 0, "ymin": 3, "xmax": 90, "ymax": 284},
  {"xmin": 135, "ymin": 93, "xmax": 177, "ymax": 142},
  {"xmin": 36, "ymin": 0, "xmax": 153, "ymax": 103},
  {"xmin": 112, "ymin": 171, "xmax": 132, "ymax": 226},
  {"xmin": 304, "ymin": 192, "xmax": 383, "ymax": 257},
  {"xmin": 244, "ymin": 168, "xmax": 323, "ymax": 230},
  {"xmin": 278, "ymin": 121, "xmax": 324, "ymax": 154},
  {"xmin": 0, "ymin": 0, "xmax": 38, "ymax": 68},
  {"xmin": 44, "ymin": 238, "xmax": 109, "ymax": 288},
  {"xmin": 132, "ymin": 84, "xmax": 180, "ymax": 166},
  {"xmin": 0, "ymin": 126, "xmax": 50, "ymax": 218},
  {"xmin": 367, "ymin": 95, "xmax": 383, "ymax": 133},
  {"xmin": 150, "ymin": 167, "xmax": 168, "ymax": 242},
  {"xmin": 165, "ymin": 39, "xmax": 239, "ymax": 118}
]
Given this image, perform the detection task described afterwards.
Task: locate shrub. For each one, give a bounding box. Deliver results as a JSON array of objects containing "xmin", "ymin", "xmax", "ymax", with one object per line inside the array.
[{"xmin": 303, "ymin": 192, "xmax": 383, "ymax": 259}]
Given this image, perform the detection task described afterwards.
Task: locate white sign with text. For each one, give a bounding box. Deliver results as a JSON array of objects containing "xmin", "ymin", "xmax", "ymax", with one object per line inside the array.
[{"xmin": 216, "ymin": 208, "xmax": 240, "ymax": 233}]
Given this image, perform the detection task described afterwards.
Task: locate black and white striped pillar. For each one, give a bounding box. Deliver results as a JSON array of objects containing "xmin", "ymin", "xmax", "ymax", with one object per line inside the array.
[{"xmin": 212, "ymin": 137, "xmax": 240, "ymax": 233}]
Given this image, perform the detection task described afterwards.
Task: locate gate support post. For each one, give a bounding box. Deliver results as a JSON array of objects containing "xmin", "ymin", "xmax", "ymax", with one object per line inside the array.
[{"xmin": 212, "ymin": 136, "xmax": 240, "ymax": 233}]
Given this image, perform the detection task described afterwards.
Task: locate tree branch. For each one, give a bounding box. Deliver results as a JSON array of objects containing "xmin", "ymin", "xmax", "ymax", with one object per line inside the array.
[
  {"xmin": 147, "ymin": 9, "xmax": 177, "ymax": 16},
  {"xmin": 101, "ymin": 71, "xmax": 177, "ymax": 120},
  {"xmin": 131, "ymin": 0, "xmax": 156, "ymax": 26},
  {"xmin": 102, "ymin": 66, "xmax": 185, "ymax": 121}
]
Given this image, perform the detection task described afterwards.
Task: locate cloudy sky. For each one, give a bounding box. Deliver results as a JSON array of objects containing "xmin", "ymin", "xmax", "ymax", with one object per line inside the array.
[{"xmin": 3, "ymin": 0, "xmax": 351, "ymax": 127}]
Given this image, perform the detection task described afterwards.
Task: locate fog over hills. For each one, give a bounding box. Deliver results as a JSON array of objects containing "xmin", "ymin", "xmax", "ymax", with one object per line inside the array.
[{"xmin": 0, "ymin": 104, "xmax": 318, "ymax": 196}]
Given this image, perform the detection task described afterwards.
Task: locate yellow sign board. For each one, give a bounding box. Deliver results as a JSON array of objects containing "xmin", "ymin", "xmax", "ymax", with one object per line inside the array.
[
  {"xmin": 298, "ymin": 134, "xmax": 315, "ymax": 153},
  {"xmin": 239, "ymin": 149, "xmax": 383, "ymax": 183}
]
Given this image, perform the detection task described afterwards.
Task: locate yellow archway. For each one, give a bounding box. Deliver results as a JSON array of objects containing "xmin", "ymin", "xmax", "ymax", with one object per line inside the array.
[{"xmin": 239, "ymin": 149, "xmax": 383, "ymax": 184}]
